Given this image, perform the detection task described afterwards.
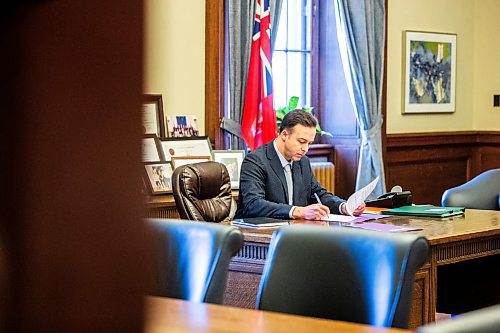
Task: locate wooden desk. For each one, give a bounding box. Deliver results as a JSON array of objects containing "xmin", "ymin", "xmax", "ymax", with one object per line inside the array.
[
  {"xmin": 145, "ymin": 296, "xmax": 409, "ymax": 333},
  {"xmin": 223, "ymin": 209, "xmax": 500, "ymax": 330}
]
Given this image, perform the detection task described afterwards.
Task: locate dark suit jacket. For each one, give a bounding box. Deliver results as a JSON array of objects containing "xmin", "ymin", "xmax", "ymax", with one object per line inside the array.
[{"xmin": 235, "ymin": 141, "xmax": 345, "ymax": 219}]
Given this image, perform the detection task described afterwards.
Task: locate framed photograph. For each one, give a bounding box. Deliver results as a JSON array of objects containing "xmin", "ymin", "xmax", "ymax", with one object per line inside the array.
[
  {"xmin": 142, "ymin": 134, "xmax": 165, "ymax": 162},
  {"xmin": 212, "ymin": 150, "xmax": 245, "ymax": 189},
  {"xmin": 171, "ymin": 156, "xmax": 211, "ymax": 170},
  {"xmin": 403, "ymin": 31, "xmax": 456, "ymax": 113},
  {"xmin": 142, "ymin": 94, "xmax": 166, "ymax": 138},
  {"xmin": 144, "ymin": 162, "xmax": 173, "ymax": 195},
  {"xmin": 159, "ymin": 136, "xmax": 212, "ymax": 162},
  {"xmin": 166, "ymin": 115, "xmax": 200, "ymax": 137}
]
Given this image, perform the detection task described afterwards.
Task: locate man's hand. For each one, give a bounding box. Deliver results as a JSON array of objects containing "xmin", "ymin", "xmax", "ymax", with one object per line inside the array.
[
  {"xmin": 341, "ymin": 202, "xmax": 366, "ymax": 216},
  {"xmin": 293, "ymin": 204, "xmax": 330, "ymax": 220}
]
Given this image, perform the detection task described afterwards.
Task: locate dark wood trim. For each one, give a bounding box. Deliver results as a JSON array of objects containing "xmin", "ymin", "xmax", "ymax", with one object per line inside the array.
[
  {"xmin": 205, "ymin": 0, "xmax": 225, "ymax": 149},
  {"xmin": 386, "ymin": 131, "xmax": 500, "ymax": 205},
  {"xmin": 310, "ymin": 0, "xmax": 320, "ymax": 112},
  {"xmin": 387, "ymin": 131, "xmax": 480, "ymax": 147},
  {"xmin": 381, "ymin": 0, "xmax": 388, "ymax": 189},
  {"xmin": 306, "ymin": 143, "xmax": 334, "ymax": 161}
]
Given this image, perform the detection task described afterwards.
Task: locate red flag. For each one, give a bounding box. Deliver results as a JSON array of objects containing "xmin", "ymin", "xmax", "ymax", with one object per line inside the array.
[{"xmin": 241, "ymin": 0, "xmax": 277, "ymax": 151}]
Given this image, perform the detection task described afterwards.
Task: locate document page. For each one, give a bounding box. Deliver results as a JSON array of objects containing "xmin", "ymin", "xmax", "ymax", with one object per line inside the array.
[{"xmin": 345, "ymin": 176, "xmax": 379, "ymax": 216}]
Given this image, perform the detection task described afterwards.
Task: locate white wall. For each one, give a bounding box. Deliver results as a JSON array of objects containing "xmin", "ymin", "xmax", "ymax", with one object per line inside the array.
[
  {"xmin": 144, "ymin": 0, "xmax": 206, "ymax": 135},
  {"xmin": 472, "ymin": 0, "xmax": 500, "ymax": 130},
  {"xmin": 144, "ymin": 1, "xmax": 500, "ymax": 135},
  {"xmin": 387, "ymin": 0, "xmax": 475, "ymax": 133}
]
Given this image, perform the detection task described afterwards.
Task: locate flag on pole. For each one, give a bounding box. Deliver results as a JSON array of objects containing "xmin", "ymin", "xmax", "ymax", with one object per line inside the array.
[{"xmin": 241, "ymin": 0, "xmax": 277, "ymax": 151}]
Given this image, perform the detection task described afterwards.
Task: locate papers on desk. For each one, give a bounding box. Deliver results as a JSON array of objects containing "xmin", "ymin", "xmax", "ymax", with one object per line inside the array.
[
  {"xmin": 232, "ymin": 217, "xmax": 289, "ymax": 229},
  {"xmin": 322, "ymin": 213, "xmax": 389, "ymax": 224},
  {"xmin": 345, "ymin": 176, "xmax": 379, "ymax": 216},
  {"xmin": 323, "ymin": 213, "xmax": 421, "ymax": 232}
]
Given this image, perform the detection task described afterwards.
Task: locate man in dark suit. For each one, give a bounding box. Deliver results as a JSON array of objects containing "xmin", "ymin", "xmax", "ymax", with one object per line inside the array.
[{"xmin": 236, "ymin": 109, "xmax": 365, "ymax": 220}]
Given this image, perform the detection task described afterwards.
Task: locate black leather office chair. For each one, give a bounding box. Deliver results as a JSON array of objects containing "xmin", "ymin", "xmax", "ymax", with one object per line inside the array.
[
  {"xmin": 172, "ymin": 161, "xmax": 236, "ymax": 222},
  {"xmin": 441, "ymin": 168, "xmax": 500, "ymax": 210},
  {"xmin": 147, "ymin": 218, "xmax": 243, "ymax": 304},
  {"xmin": 256, "ymin": 224, "xmax": 430, "ymax": 329},
  {"xmin": 416, "ymin": 303, "xmax": 500, "ymax": 333}
]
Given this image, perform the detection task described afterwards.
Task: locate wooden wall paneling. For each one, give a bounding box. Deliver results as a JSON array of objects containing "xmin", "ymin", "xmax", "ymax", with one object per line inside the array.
[
  {"xmin": 317, "ymin": 0, "xmax": 360, "ymax": 199},
  {"xmin": 386, "ymin": 132, "xmax": 500, "ymax": 206},
  {"xmin": 333, "ymin": 146, "xmax": 359, "ymax": 199},
  {"xmin": 205, "ymin": 0, "xmax": 225, "ymax": 149},
  {"xmin": 476, "ymin": 132, "xmax": 500, "ymax": 173}
]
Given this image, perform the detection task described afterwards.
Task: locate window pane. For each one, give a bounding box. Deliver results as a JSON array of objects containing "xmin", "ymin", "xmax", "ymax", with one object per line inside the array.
[
  {"xmin": 274, "ymin": 0, "xmax": 288, "ymax": 50},
  {"xmin": 287, "ymin": 0, "xmax": 304, "ymax": 50},
  {"xmin": 272, "ymin": 51, "xmax": 287, "ymax": 107},
  {"xmin": 286, "ymin": 52, "xmax": 307, "ymax": 107},
  {"xmin": 272, "ymin": 0, "xmax": 312, "ymax": 108}
]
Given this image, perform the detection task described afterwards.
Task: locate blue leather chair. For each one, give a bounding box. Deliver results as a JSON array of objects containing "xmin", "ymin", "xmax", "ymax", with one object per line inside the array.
[
  {"xmin": 416, "ymin": 303, "xmax": 500, "ymax": 333},
  {"xmin": 256, "ymin": 224, "xmax": 429, "ymax": 329},
  {"xmin": 441, "ymin": 168, "xmax": 500, "ymax": 210},
  {"xmin": 147, "ymin": 218, "xmax": 243, "ymax": 304}
]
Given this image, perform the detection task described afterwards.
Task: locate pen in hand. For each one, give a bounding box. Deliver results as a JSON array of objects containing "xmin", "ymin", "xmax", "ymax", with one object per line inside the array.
[
  {"xmin": 313, "ymin": 193, "xmax": 330, "ymax": 220},
  {"xmin": 314, "ymin": 193, "xmax": 322, "ymax": 205}
]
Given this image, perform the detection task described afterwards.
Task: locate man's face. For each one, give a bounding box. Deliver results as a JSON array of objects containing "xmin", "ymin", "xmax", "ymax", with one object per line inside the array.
[{"xmin": 281, "ymin": 124, "xmax": 316, "ymax": 161}]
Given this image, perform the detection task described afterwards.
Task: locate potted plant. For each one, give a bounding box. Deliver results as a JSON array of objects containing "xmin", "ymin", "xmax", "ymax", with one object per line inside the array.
[{"xmin": 276, "ymin": 96, "xmax": 332, "ymax": 137}]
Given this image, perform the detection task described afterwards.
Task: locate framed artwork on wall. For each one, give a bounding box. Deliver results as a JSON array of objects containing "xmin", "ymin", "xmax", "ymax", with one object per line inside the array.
[
  {"xmin": 142, "ymin": 94, "xmax": 166, "ymax": 138},
  {"xmin": 141, "ymin": 134, "xmax": 165, "ymax": 162},
  {"xmin": 171, "ymin": 156, "xmax": 212, "ymax": 170},
  {"xmin": 144, "ymin": 162, "xmax": 173, "ymax": 195},
  {"xmin": 159, "ymin": 136, "xmax": 212, "ymax": 162},
  {"xmin": 403, "ymin": 31, "xmax": 457, "ymax": 114},
  {"xmin": 212, "ymin": 150, "xmax": 245, "ymax": 189},
  {"xmin": 166, "ymin": 115, "xmax": 200, "ymax": 137}
]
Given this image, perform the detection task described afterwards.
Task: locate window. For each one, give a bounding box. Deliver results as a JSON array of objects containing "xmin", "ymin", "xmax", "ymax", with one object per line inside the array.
[{"xmin": 273, "ymin": 0, "xmax": 313, "ymax": 108}]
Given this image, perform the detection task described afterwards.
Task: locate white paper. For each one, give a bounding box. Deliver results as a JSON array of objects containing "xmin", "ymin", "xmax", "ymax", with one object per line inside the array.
[
  {"xmin": 345, "ymin": 176, "xmax": 379, "ymax": 216},
  {"xmin": 321, "ymin": 214, "xmax": 359, "ymax": 222}
]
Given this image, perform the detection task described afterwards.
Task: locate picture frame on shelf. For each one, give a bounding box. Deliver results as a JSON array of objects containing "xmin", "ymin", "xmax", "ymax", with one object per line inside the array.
[
  {"xmin": 142, "ymin": 134, "xmax": 165, "ymax": 162},
  {"xmin": 403, "ymin": 31, "xmax": 456, "ymax": 114},
  {"xmin": 171, "ymin": 156, "xmax": 212, "ymax": 170},
  {"xmin": 159, "ymin": 136, "xmax": 212, "ymax": 162},
  {"xmin": 166, "ymin": 115, "xmax": 200, "ymax": 137},
  {"xmin": 144, "ymin": 162, "xmax": 173, "ymax": 195},
  {"xmin": 212, "ymin": 150, "xmax": 245, "ymax": 189},
  {"xmin": 142, "ymin": 94, "xmax": 166, "ymax": 138}
]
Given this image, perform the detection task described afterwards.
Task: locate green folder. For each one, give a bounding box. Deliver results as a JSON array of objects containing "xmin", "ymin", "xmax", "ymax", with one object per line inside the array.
[{"xmin": 381, "ymin": 205, "xmax": 465, "ymax": 218}]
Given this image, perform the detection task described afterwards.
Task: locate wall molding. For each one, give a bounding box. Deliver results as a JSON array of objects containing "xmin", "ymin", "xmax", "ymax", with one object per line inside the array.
[{"xmin": 386, "ymin": 131, "xmax": 500, "ymax": 205}]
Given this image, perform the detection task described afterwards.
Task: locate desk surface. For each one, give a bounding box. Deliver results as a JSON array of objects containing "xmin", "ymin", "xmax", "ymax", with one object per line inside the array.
[
  {"xmin": 145, "ymin": 296, "xmax": 409, "ymax": 333},
  {"xmin": 231, "ymin": 209, "xmax": 500, "ymax": 246}
]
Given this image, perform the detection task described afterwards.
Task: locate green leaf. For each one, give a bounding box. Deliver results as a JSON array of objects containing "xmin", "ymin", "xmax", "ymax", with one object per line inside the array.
[
  {"xmin": 275, "ymin": 96, "xmax": 331, "ymax": 137},
  {"xmin": 289, "ymin": 96, "xmax": 299, "ymax": 109}
]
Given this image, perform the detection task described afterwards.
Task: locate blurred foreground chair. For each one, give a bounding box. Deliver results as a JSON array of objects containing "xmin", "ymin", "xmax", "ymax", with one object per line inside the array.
[
  {"xmin": 441, "ymin": 168, "xmax": 500, "ymax": 210},
  {"xmin": 147, "ymin": 218, "xmax": 243, "ymax": 304},
  {"xmin": 172, "ymin": 161, "xmax": 236, "ymax": 222},
  {"xmin": 256, "ymin": 225, "xmax": 429, "ymax": 328},
  {"xmin": 416, "ymin": 303, "xmax": 500, "ymax": 333}
]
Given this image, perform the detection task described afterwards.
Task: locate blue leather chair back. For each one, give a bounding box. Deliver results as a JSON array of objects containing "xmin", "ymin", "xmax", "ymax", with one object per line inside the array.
[
  {"xmin": 442, "ymin": 168, "xmax": 500, "ymax": 210},
  {"xmin": 416, "ymin": 303, "xmax": 500, "ymax": 333},
  {"xmin": 256, "ymin": 224, "xmax": 429, "ymax": 328},
  {"xmin": 147, "ymin": 218, "xmax": 243, "ymax": 304}
]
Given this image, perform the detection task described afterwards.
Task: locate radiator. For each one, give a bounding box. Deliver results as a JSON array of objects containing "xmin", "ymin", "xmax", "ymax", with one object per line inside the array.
[{"xmin": 311, "ymin": 162, "xmax": 335, "ymax": 194}]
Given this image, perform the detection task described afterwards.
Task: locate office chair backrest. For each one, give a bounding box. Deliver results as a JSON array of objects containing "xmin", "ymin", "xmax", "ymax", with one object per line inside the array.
[
  {"xmin": 147, "ymin": 218, "xmax": 243, "ymax": 304},
  {"xmin": 441, "ymin": 168, "xmax": 500, "ymax": 210},
  {"xmin": 256, "ymin": 224, "xmax": 429, "ymax": 329},
  {"xmin": 416, "ymin": 303, "xmax": 500, "ymax": 333},
  {"xmin": 172, "ymin": 161, "xmax": 236, "ymax": 222}
]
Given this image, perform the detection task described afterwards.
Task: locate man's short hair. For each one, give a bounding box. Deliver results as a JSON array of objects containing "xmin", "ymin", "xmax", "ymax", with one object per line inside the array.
[{"xmin": 279, "ymin": 109, "xmax": 318, "ymax": 133}]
